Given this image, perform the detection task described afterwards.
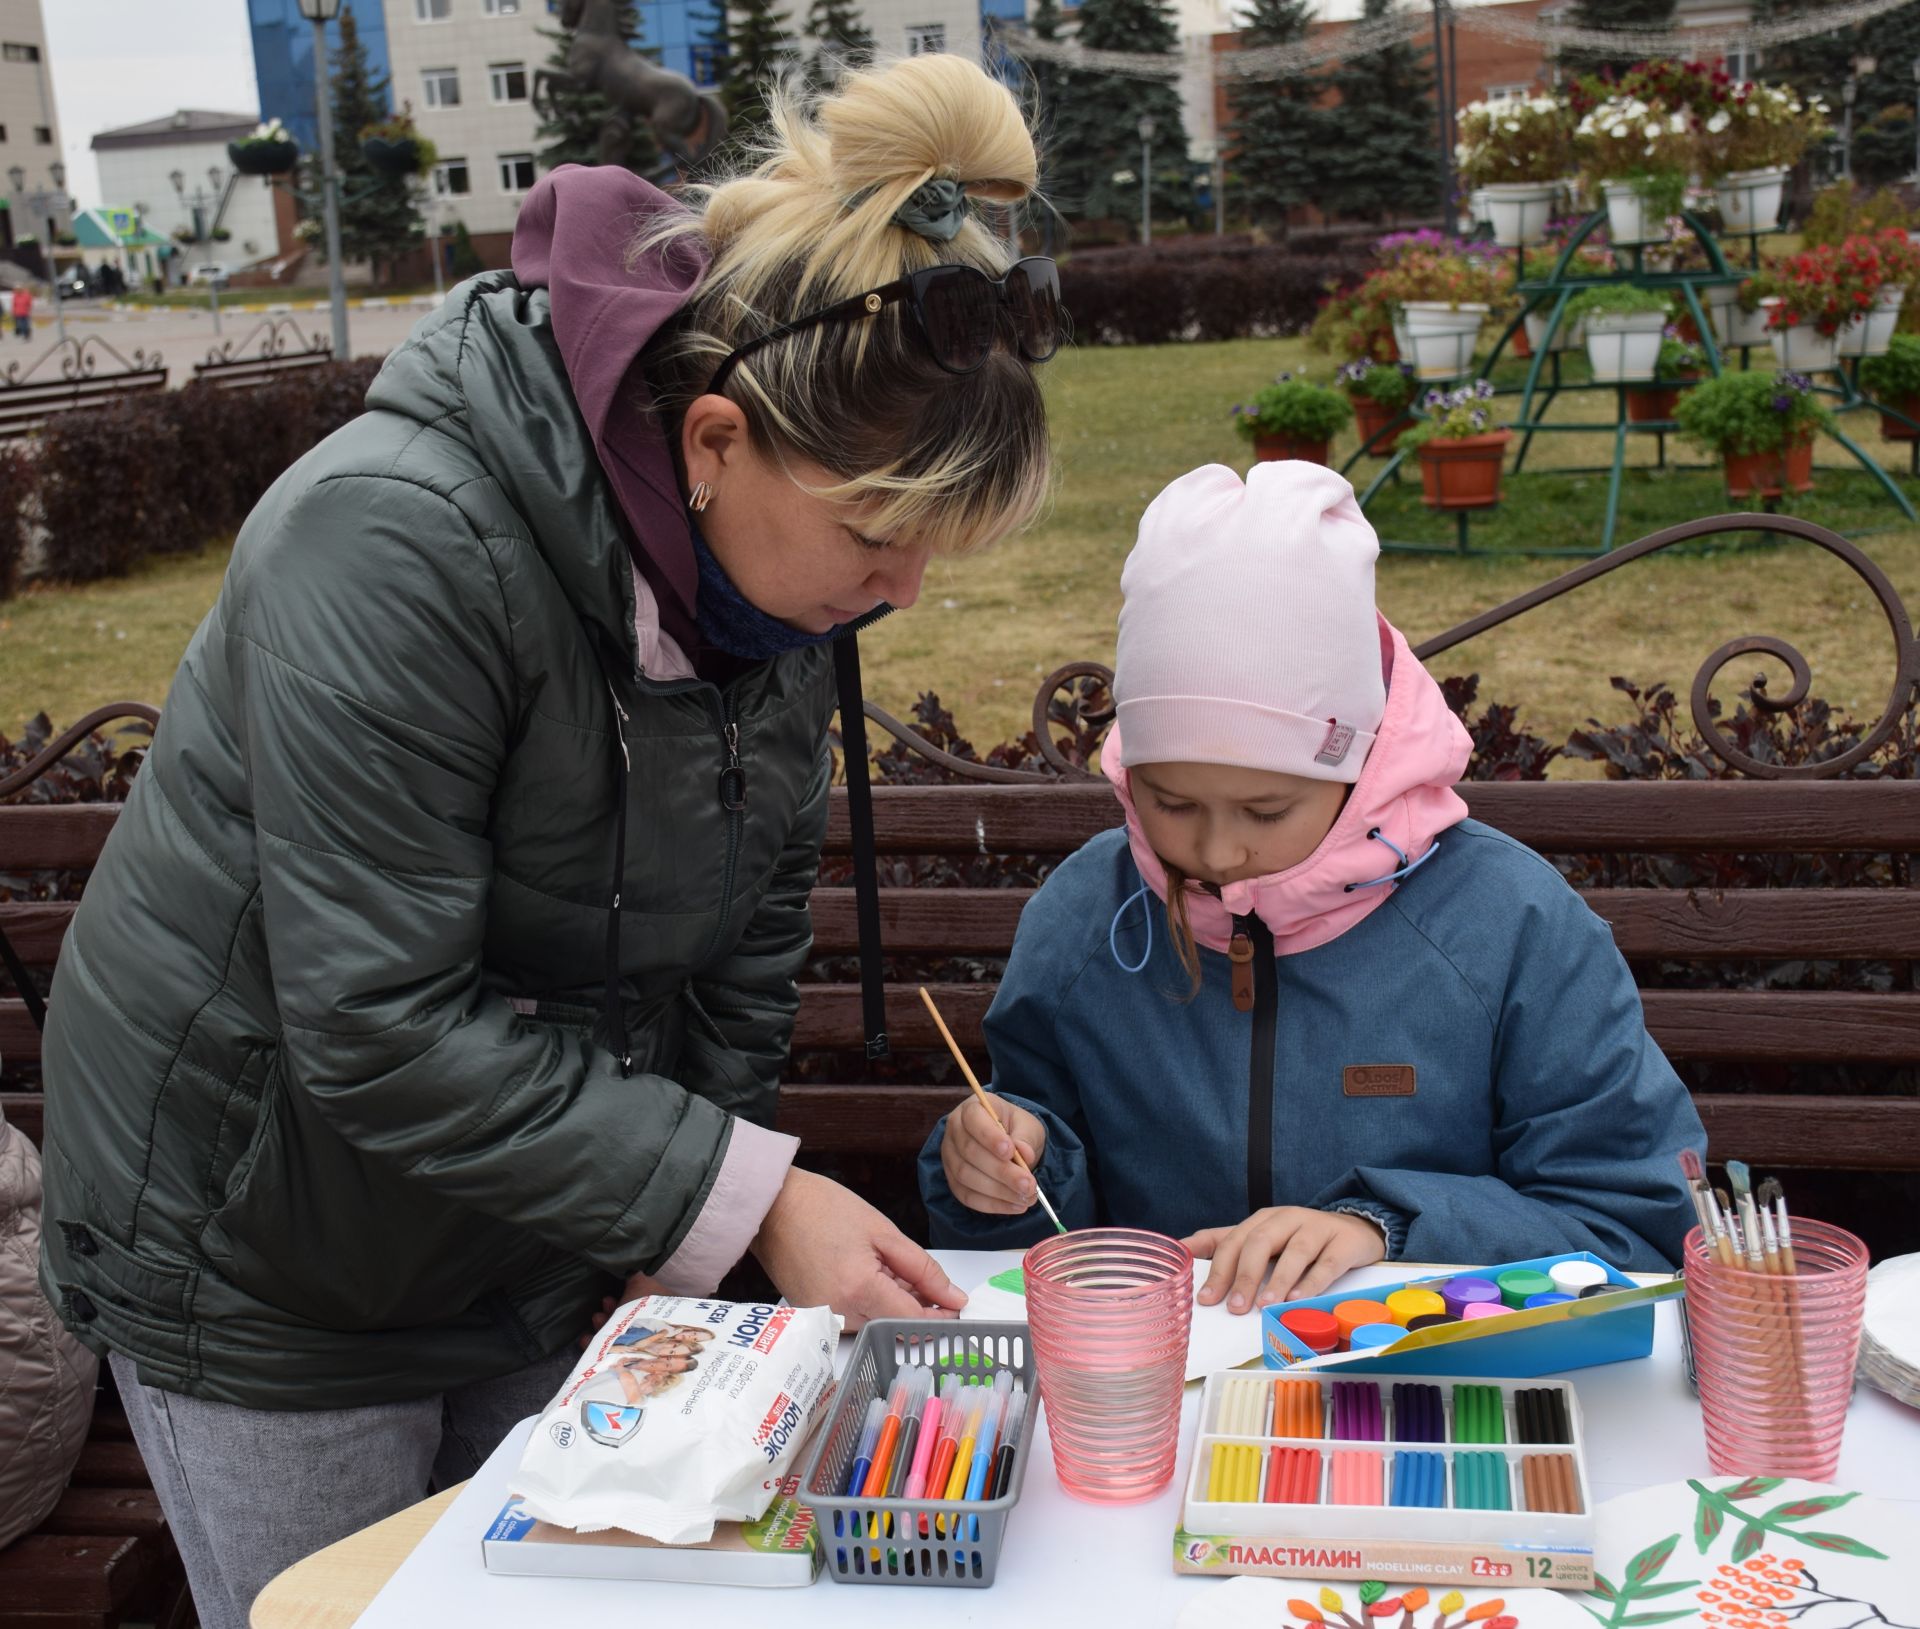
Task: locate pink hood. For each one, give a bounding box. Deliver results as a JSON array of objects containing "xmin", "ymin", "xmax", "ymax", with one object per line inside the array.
[{"xmin": 1106, "ymin": 616, "xmax": 1471, "ymax": 957}]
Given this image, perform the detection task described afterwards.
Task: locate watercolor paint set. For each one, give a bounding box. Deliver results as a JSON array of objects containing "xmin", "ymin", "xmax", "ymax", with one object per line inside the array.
[
  {"xmin": 1172, "ymin": 1370, "xmax": 1595, "ymax": 1589},
  {"xmin": 1261, "ymin": 1252, "xmax": 1682, "ymax": 1377}
]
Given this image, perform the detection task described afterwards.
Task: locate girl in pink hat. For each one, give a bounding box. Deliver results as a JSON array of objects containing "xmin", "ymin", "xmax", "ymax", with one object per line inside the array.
[{"xmin": 918, "ymin": 461, "xmax": 1704, "ymax": 1312}]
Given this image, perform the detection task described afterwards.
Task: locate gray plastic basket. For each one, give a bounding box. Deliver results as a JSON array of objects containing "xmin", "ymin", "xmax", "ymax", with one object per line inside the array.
[{"xmin": 799, "ymin": 1319, "xmax": 1039, "ymax": 1586}]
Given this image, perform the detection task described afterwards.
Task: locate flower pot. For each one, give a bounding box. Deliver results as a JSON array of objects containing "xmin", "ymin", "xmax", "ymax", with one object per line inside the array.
[
  {"xmin": 1512, "ymin": 323, "xmax": 1533, "ymax": 359},
  {"xmin": 1767, "ymin": 313, "xmax": 1840, "ymax": 372},
  {"xmin": 1714, "ymin": 297, "xmax": 1774, "ymax": 350},
  {"xmin": 1837, "ymin": 286, "xmax": 1904, "ymax": 359},
  {"xmin": 227, "ymin": 137, "xmax": 298, "ymax": 176},
  {"xmin": 1713, "ymin": 166, "xmax": 1789, "ymax": 233},
  {"xmin": 1391, "ymin": 312, "xmax": 1413, "ymax": 360},
  {"xmin": 361, "ymin": 135, "xmax": 424, "ymax": 178},
  {"xmin": 1723, "ymin": 436, "xmax": 1815, "ymax": 501},
  {"xmin": 1602, "ymin": 180, "xmax": 1663, "ymax": 245},
  {"xmin": 1481, "ymin": 180, "xmax": 1560, "ymax": 248},
  {"xmin": 1626, "ymin": 381, "xmax": 1690, "ymax": 422},
  {"xmin": 1879, "ymin": 396, "xmax": 1920, "ymax": 441},
  {"xmin": 1401, "ymin": 301, "xmax": 1488, "ymax": 381},
  {"xmin": 1251, "ymin": 432, "xmax": 1331, "ymax": 466},
  {"xmin": 1418, "ymin": 430, "xmax": 1511, "ymax": 511},
  {"xmin": 1584, "ymin": 309, "xmax": 1668, "ymax": 382},
  {"xmin": 1350, "ymin": 394, "xmax": 1405, "ymax": 455},
  {"xmin": 1523, "ymin": 309, "xmax": 1586, "ymax": 353},
  {"xmin": 1469, "ymin": 189, "xmax": 1491, "ymax": 226}
]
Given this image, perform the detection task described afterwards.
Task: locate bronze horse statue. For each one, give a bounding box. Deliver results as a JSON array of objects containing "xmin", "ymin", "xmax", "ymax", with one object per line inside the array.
[{"xmin": 534, "ymin": 0, "xmax": 728, "ymax": 174}]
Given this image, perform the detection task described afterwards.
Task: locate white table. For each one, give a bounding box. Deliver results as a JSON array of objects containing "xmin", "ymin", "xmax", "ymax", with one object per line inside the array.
[{"xmin": 342, "ymin": 1251, "xmax": 1920, "ymax": 1628}]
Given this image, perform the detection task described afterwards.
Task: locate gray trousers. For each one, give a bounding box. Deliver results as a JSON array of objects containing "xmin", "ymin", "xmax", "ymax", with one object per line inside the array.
[{"xmin": 109, "ymin": 1346, "xmax": 577, "ymax": 1629}]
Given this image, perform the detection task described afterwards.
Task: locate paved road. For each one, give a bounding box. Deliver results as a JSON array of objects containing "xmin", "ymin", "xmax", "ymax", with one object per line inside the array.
[{"xmin": 5, "ymin": 297, "xmax": 431, "ymax": 379}]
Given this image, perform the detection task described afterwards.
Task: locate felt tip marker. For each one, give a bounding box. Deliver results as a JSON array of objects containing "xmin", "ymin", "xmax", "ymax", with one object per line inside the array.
[
  {"xmin": 944, "ymin": 1399, "xmax": 984, "ymax": 1500},
  {"xmin": 861, "ymin": 1372, "xmax": 917, "ymax": 1497},
  {"xmin": 902, "ymin": 1392, "xmax": 945, "ymax": 1500},
  {"xmin": 884, "ymin": 1370, "xmax": 932, "ymax": 1499},
  {"xmin": 987, "ymin": 1385, "xmax": 1027, "ymax": 1500},
  {"xmin": 843, "ymin": 1397, "xmax": 888, "ymax": 1498},
  {"xmin": 962, "ymin": 1393, "xmax": 1006, "ymax": 1502}
]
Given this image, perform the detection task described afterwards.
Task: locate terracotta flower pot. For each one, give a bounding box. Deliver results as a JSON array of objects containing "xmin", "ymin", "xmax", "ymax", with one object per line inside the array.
[
  {"xmin": 1723, "ymin": 436, "xmax": 1815, "ymax": 501},
  {"xmin": 1512, "ymin": 324, "xmax": 1533, "ymax": 359},
  {"xmin": 1879, "ymin": 397, "xmax": 1920, "ymax": 441},
  {"xmin": 1626, "ymin": 378, "xmax": 1693, "ymax": 423},
  {"xmin": 1350, "ymin": 395, "xmax": 1406, "ymax": 455},
  {"xmin": 1418, "ymin": 430, "xmax": 1511, "ymax": 510},
  {"xmin": 1251, "ymin": 432, "xmax": 1331, "ymax": 466}
]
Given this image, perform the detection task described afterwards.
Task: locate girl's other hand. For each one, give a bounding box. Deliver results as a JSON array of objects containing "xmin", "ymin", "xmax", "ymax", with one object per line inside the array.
[
  {"xmin": 1183, "ymin": 1208, "xmax": 1387, "ymax": 1313},
  {"xmin": 939, "ymin": 1095, "xmax": 1047, "ymax": 1215}
]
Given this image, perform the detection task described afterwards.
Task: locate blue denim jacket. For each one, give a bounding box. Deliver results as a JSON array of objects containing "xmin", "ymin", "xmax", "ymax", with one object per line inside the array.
[{"xmin": 917, "ymin": 821, "xmax": 1705, "ymax": 1271}]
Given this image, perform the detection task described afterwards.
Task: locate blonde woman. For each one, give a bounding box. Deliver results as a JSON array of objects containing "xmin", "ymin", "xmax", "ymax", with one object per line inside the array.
[{"xmin": 39, "ymin": 53, "xmax": 1055, "ymax": 1629}]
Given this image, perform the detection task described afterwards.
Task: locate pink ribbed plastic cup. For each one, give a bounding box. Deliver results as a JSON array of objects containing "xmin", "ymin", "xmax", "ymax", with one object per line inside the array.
[
  {"xmin": 1023, "ymin": 1228, "xmax": 1193, "ymax": 1504},
  {"xmin": 1685, "ymin": 1219, "xmax": 1868, "ymax": 1480}
]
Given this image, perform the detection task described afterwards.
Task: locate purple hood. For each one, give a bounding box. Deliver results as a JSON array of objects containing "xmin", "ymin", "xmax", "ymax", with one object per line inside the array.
[{"xmin": 511, "ymin": 164, "xmax": 708, "ymax": 653}]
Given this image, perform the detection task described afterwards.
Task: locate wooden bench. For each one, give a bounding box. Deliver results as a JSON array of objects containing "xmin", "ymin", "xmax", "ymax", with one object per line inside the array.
[
  {"xmin": 0, "ymin": 338, "xmax": 167, "ymax": 443},
  {"xmin": 189, "ymin": 316, "xmax": 333, "ymax": 391},
  {"xmin": 1, "ymin": 512, "xmax": 1916, "ymax": 1618}
]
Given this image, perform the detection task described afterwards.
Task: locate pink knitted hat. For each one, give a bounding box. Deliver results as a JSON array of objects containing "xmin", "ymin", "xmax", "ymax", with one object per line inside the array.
[{"xmin": 1114, "ymin": 462, "xmax": 1387, "ymax": 784}]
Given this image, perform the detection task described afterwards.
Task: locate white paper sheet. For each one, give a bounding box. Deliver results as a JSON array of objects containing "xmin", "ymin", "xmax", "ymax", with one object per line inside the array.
[{"xmin": 960, "ymin": 1260, "xmax": 1263, "ymax": 1381}]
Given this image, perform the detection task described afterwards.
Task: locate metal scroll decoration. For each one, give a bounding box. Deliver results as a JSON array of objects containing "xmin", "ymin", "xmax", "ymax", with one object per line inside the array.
[
  {"xmin": 866, "ymin": 514, "xmax": 1918, "ymax": 784},
  {"xmin": 201, "ymin": 315, "xmax": 330, "ymax": 371},
  {"xmin": 0, "ymin": 335, "xmax": 165, "ymax": 391},
  {"xmin": 0, "ymin": 703, "xmax": 159, "ymax": 802}
]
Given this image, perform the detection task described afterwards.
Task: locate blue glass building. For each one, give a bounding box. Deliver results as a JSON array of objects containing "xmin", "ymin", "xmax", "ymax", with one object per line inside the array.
[{"xmin": 248, "ymin": 0, "xmax": 394, "ymax": 153}]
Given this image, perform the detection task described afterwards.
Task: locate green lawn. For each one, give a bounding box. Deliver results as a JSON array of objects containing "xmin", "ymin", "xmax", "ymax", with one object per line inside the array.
[{"xmin": 5, "ymin": 336, "xmax": 1919, "ymax": 774}]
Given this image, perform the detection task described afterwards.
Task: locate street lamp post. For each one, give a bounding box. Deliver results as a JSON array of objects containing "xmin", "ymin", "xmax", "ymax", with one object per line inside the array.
[
  {"xmin": 298, "ymin": 0, "xmax": 351, "ymax": 359},
  {"xmin": 170, "ymin": 164, "xmax": 229, "ymax": 336},
  {"xmin": 1911, "ymin": 59, "xmax": 1920, "ymax": 182},
  {"xmin": 1138, "ymin": 114, "xmax": 1155, "ymax": 247},
  {"xmin": 1844, "ymin": 54, "xmax": 1878, "ymax": 183}
]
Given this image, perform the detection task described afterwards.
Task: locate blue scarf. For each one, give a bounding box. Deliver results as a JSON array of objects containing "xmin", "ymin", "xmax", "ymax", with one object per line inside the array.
[{"xmin": 691, "ymin": 524, "xmax": 850, "ymax": 660}]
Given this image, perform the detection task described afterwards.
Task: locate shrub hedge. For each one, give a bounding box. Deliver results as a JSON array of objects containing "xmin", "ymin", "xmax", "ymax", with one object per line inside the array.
[{"xmin": 1060, "ymin": 242, "xmax": 1370, "ymax": 346}]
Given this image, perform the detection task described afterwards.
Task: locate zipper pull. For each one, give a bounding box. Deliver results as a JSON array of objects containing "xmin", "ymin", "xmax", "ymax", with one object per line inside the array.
[
  {"xmin": 605, "ymin": 679, "xmax": 630, "ymax": 771},
  {"xmin": 718, "ymin": 719, "xmax": 746, "ymax": 811},
  {"xmin": 1229, "ymin": 930, "xmax": 1255, "ymax": 1013}
]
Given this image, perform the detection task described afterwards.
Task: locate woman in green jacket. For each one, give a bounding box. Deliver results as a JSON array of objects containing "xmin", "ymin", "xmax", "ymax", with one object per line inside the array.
[{"xmin": 38, "ymin": 54, "xmax": 1054, "ymax": 1629}]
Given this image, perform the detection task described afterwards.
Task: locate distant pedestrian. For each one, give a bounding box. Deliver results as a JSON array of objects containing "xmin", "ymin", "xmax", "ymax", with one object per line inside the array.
[{"xmin": 10, "ymin": 285, "xmax": 31, "ymax": 341}]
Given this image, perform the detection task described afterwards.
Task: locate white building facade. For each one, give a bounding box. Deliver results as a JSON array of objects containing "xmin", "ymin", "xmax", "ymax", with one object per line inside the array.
[
  {"xmin": 0, "ymin": 0, "xmax": 67, "ymax": 256},
  {"xmin": 91, "ymin": 112, "xmax": 283, "ymax": 278}
]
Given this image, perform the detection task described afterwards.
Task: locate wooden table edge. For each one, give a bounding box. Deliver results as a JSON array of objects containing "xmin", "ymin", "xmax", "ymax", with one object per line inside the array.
[{"xmin": 250, "ymin": 1482, "xmax": 464, "ymax": 1629}]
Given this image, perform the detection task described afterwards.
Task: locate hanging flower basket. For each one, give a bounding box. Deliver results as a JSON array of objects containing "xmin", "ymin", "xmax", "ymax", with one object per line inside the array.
[
  {"xmin": 1626, "ymin": 383, "xmax": 1686, "ymax": 422},
  {"xmin": 1481, "ymin": 180, "xmax": 1562, "ymax": 249},
  {"xmin": 1523, "ymin": 309, "xmax": 1586, "ymax": 353},
  {"xmin": 1231, "ymin": 375, "xmax": 1350, "ymax": 470},
  {"xmin": 1600, "ymin": 180, "xmax": 1674, "ymax": 246},
  {"xmin": 1837, "ymin": 286, "xmax": 1905, "ymax": 359},
  {"xmin": 1252, "ymin": 432, "xmax": 1332, "ymax": 466},
  {"xmin": 228, "ymin": 135, "xmax": 298, "ymax": 176},
  {"xmin": 1350, "ymin": 394, "xmax": 1405, "ymax": 453},
  {"xmin": 1583, "ymin": 310, "xmax": 1669, "ymax": 383},
  {"xmin": 1401, "ymin": 301, "xmax": 1488, "ymax": 380},
  {"xmin": 361, "ymin": 135, "xmax": 426, "ymax": 178},
  {"xmin": 1767, "ymin": 313, "xmax": 1840, "ymax": 372},
  {"xmin": 1724, "ymin": 436, "xmax": 1815, "ymax": 500},
  {"xmin": 1878, "ymin": 398, "xmax": 1920, "ymax": 441},
  {"xmin": 1418, "ymin": 431, "xmax": 1511, "ymax": 509},
  {"xmin": 1713, "ymin": 165, "xmax": 1789, "ymax": 233}
]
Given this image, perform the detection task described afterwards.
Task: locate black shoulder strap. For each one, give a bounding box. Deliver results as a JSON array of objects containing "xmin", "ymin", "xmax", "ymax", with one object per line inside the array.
[
  {"xmin": 832, "ymin": 635, "xmax": 889, "ymax": 1059},
  {"xmin": 0, "ymin": 918, "xmax": 46, "ymax": 1033}
]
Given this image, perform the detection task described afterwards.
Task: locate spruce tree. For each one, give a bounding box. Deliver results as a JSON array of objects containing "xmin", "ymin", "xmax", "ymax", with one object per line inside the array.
[
  {"xmin": 1558, "ymin": 0, "xmax": 1675, "ymax": 81},
  {"xmin": 1754, "ymin": 0, "xmax": 1920, "ymax": 188},
  {"xmin": 534, "ymin": 2, "xmax": 662, "ymax": 177},
  {"xmin": 301, "ymin": 8, "xmax": 422, "ymax": 281},
  {"xmin": 1312, "ymin": 0, "xmax": 1433, "ymax": 223},
  {"xmin": 448, "ymin": 218, "xmax": 484, "ymax": 278},
  {"xmin": 722, "ymin": 0, "xmax": 798, "ymax": 146},
  {"xmin": 804, "ymin": 0, "xmax": 874, "ymax": 91},
  {"xmin": 1228, "ymin": 0, "xmax": 1325, "ymax": 232},
  {"xmin": 1024, "ymin": 0, "xmax": 1069, "ymax": 251},
  {"xmin": 1045, "ymin": 0, "xmax": 1189, "ymax": 229}
]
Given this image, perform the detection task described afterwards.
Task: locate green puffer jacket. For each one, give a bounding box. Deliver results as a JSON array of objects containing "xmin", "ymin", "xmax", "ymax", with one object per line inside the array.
[{"xmin": 38, "ymin": 269, "xmax": 837, "ymax": 1409}]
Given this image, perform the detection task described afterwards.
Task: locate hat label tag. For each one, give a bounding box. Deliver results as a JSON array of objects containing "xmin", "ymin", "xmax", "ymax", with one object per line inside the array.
[{"xmin": 1315, "ymin": 719, "xmax": 1356, "ymax": 767}]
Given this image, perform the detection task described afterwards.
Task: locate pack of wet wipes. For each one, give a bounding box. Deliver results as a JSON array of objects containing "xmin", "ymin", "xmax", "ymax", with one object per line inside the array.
[{"xmin": 508, "ymin": 1296, "xmax": 841, "ymax": 1544}]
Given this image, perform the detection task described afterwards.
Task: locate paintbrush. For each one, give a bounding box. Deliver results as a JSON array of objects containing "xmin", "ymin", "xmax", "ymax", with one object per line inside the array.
[
  {"xmin": 1727, "ymin": 1162, "xmax": 1766, "ymax": 1270},
  {"xmin": 1679, "ymin": 1151, "xmax": 1733, "ymax": 1266},
  {"xmin": 917, "ymin": 986, "xmax": 1067, "ymax": 1236},
  {"xmin": 1759, "ymin": 1176, "xmax": 1797, "ymax": 1273}
]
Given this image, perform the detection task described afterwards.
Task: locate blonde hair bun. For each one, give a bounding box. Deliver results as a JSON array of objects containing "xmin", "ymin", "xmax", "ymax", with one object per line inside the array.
[{"xmin": 820, "ymin": 53, "xmax": 1037, "ymax": 206}]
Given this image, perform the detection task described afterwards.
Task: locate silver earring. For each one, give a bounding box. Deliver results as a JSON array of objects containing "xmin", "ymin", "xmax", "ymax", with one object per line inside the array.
[{"xmin": 688, "ymin": 480, "xmax": 714, "ymax": 514}]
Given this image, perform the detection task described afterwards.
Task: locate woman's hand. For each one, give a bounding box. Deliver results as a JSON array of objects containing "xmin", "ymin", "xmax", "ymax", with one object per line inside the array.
[
  {"xmin": 752, "ymin": 1167, "xmax": 968, "ymax": 1328},
  {"xmin": 938, "ymin": 1095, "xmax": 1047, "ymax": 1215},
  {"xmin": 1183, "ymin": 1208, "xmax": 1386, "ymax": 1313}
]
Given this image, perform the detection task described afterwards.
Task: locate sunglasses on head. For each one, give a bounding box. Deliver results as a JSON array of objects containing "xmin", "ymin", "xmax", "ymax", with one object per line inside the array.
[{"xmin": 705, "ymin": 257, "xmax": 1066, "ymax": 397}]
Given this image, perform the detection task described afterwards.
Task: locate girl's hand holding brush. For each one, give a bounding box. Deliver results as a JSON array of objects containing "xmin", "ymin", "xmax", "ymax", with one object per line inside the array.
[{"xmin": 941, "ymin": 1094, "xmax": 1050, "ymax": 1216}]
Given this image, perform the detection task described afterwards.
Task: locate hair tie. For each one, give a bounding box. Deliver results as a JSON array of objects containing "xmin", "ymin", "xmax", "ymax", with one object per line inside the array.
[{"xmin": 891, "ymin": 177, "xmax": 970, "ymax": 242}]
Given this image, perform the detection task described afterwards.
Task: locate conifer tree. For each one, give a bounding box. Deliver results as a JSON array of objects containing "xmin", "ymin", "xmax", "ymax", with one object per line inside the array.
[
  {"xmin": 1228, "ymin": 0, "xmax": 1325, "ymax": 231},
  {"xmin": 804, "ymin": 0, "xmax": 874, "ymax": 91},
  {"xmin": 1558, "ymin": 0, "xmax": 1675, "ymax": 81},
  {"xmin": 1044, "ymin": 0, "xmax": 1188, "ymax": 229},
  {"xmin": 448, "ymin": 217, "xmax": 484, "ymax": 278},
  {"xmin": 300, "ymin": 8, "xmax": 422, "ymax": 281},
  {"xmin": 722, "ymin": 0, "xmax": 798, "ymax": 145},
  {"xmin": 534, "ymin": 1, "xmax": 661, "ymax": 177},
  {"xmin": 1311, "ymin": 0, "xmax": 1433, "ymax": 222},
  {"xmin": 1754, "ymin": 0, "xmax": 1920, "ymax": 187}
]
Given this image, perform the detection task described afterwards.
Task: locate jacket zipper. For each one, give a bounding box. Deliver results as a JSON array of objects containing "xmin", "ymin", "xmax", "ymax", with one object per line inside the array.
[
  {"xmin": 1235, "ymin": 912, "xmax": 1278, "ymax": 1215},
  {"xmin": 699, "ymin": 688, "xmax": 747, "ymax": 964}
]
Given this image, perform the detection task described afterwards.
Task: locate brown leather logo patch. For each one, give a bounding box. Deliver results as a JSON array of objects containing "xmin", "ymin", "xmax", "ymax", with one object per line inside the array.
[{"xmin": 1344, "ymin": 1065, "xmax": 1416, "ymax": 1098}]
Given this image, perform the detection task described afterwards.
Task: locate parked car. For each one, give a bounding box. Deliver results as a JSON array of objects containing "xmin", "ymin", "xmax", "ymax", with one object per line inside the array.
[{"xmin": 54, "ymin": 268, "xmax": 90, "ymax": 300}]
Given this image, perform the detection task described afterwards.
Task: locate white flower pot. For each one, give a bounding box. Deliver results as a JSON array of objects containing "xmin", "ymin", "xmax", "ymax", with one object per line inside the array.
[
  {"xmin": 1768, "ymin": 317, "xmax": 1840, "ymax": 372},
  {"xmin": 1392, "ymin": 311, "xmax": 1413, "ymax": 360},
  {"xmin": 1837, "ymin": 286, "xmax": 1905, "ymax": 358},
  {"xmin": 1401, "ymin": 301, "xmax": 1488, "ymax": 380},
  {"xmin": 1715, "ymin": 297, "xmax": 1775, "ymax": 350},
  {"xmin": 1583, "ymin": 309, "xmax": 1668, "ymax": 382},
  {"xmin": 1469, "ymin": 189, "xmax": 1491, "ymax": 225},
  {"xmin": 1524, "ymin": 308, "xmax": 1586, "ymax": 353},
  {"xmin": 1481, "ymin": 180, "xmax": 1560, "ymax": 248},
  {"xmin": 1602, "ymin": 180, "xmax": 1663, "ymax": 245},
  {"xmin": 1714, "ymin": 166, "xmax": 1789, "ymax": 233}
]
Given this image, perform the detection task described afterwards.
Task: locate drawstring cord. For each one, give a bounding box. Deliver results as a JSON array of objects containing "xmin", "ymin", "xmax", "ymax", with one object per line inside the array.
[
  {"xmin": 1345, "ymin": 828, "xmax": 1439, "ymax": 893},
  {"xmin": 1109, "ymin": 881, "xmax": 1155, "ymax": 973}
]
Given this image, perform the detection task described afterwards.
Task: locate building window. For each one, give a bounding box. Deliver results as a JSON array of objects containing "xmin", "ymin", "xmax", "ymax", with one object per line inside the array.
[
  {"xmin": 483, "ymin": 0, "xmax": 522, "ymax": 12},
  {"xmin": 415, "ymin": 0, "xmax": 451, "ymax": 20},
  {"xmin": 1485, "ymin": 83, "xmax": 1531, "ymax": 104},
  {"xmin": 2, "ymin": 43, "xmax": 41, "ymax": 63},
  {"xmin": 689, "ymin": 44, "xmax": 724, "ymax": 87},
  {"xmin": 1724, "ymin": 45, "xmax": 1759, "ymax": 81},
  {"xmin": 499, "ymin": 151, "xmax": 537, "ymax": 192},
  {"xmin": 490, "ymin": 62, "xmax": 529, "ymax": 103},
  {"xmin": 905, "ymin": 23, "xmax": 946, "ymax": 54},
  {"xmin": 433, "ymin": 157, "xmax": 471, "ymax": 196},
  {"xmin": 33, "ymin": 126, "xmax": 49, "ymax": 145},
  {"xmin": 422, "ymin": 67, "xmax": 461, "ymax": 108}
]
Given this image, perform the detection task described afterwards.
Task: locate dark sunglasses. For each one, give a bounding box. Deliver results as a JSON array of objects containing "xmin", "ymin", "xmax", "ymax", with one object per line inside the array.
[{"xmin": 706, "ymin": 257, "xmax": 1066, "ymax": 396}]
